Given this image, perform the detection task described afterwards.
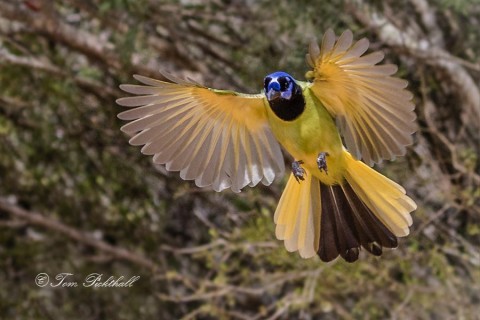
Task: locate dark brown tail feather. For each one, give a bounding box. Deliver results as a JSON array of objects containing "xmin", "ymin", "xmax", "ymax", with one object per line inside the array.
[{"xmin": 317, "ymin": 182, "xmax": 398, "ymax": 263}]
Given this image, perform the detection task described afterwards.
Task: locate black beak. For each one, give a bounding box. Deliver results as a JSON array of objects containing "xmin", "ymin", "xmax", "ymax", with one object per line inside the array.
[{"xmin": 267, "ymin": 88, "xmax": 281, "ymax": 101}]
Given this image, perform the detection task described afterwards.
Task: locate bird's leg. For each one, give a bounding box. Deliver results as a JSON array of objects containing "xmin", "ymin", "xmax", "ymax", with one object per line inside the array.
[
  {"xmin": 292, "ymin": 160, "xmax": 306, "ymax": 183},
  {"xmin": 317, "ymin": 152, "xmax": 329, "ymax": 174}
]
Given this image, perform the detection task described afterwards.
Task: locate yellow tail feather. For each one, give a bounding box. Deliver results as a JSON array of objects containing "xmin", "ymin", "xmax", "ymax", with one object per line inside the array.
[
  {"xmin": 343, "ymin": 152, "xmax": 416, "ymax": 237},
  {"xmin": 274, "ymin": 171, "xmax": 320, "ymax": 258}
]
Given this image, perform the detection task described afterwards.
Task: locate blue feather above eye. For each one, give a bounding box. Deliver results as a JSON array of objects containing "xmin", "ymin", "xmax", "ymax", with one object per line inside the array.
[
  {"xmin": 269, "ymin": 81, "xmax": 281, "ymax": 91},
  {"xmin": 268, "ymin": 71, "xmax": 292, "ymax": 78}
]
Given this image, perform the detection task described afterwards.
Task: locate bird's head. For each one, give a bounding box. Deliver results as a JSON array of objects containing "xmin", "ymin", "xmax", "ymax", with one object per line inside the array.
[
  {"xmin": 263, "ymin": 71, "xmax": 305, "ymax": 121},
  {"xmin": 264, "ymin": 71, "xmax": 296, "ymax": 101}
]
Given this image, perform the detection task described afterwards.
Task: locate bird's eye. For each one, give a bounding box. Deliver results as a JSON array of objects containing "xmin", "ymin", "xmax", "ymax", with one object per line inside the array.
[
  {"xmin": 278, "ymin": 77, "xmax": 289, "ymax": 91},
  {"xmin": 264, "ymin": 77, "xmax": 272, "ymax": 89}
]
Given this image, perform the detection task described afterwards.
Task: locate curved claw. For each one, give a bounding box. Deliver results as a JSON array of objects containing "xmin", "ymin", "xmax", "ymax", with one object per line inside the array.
[
  {"xmin": 317, "ymin": 152, "xmax": 329, "ymax": 174},
  {"xmin": 292, "ymin": 160, "xmax": 306, "ymax": 183}
]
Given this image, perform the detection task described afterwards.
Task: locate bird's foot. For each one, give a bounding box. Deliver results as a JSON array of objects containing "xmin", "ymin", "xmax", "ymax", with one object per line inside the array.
[
  {"xmin": 317, "ymin": 152, "xmax": 329, "ymax": 175},
  {"xmin": 292, "ymin": 160, "xmax": 306, "ymax": 183}
]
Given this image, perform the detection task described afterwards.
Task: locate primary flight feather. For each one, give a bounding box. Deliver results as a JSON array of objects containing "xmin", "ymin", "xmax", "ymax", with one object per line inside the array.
[{"xmin": 117, "ymin": 29, "xmax": 417, "ymax": 263}]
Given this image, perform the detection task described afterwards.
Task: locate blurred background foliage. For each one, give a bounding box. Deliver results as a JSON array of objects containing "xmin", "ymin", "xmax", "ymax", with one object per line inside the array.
[{"xmin": 0, "ymin": 0, "xmax": 479, "ymax": 319}]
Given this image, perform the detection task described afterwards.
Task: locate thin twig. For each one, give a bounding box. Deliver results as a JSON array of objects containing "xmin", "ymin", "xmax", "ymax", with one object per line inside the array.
[{"xmin": 0, "ymin": 198, "xmax": 159, "ymax": 271}]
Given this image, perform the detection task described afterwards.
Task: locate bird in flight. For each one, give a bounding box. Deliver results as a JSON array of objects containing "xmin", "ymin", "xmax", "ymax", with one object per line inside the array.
[{"xmin": 117, "ymin": 29, "xmax": 417, "ymax": 263}]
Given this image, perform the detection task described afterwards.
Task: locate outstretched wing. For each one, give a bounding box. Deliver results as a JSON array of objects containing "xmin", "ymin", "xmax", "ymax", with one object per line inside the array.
[
  {"xmin": 306, "ymin": 29, "xmax": 416, "ymax": 165},
  {"xmin": 116, "ymin": 73, "xmax": 285, "ymax": 193}
]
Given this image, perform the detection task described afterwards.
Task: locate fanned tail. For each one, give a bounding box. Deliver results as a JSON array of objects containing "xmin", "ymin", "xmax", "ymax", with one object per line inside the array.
[
  {"xmin": 274, "ymin": 152, "xmax": 416, "ymax": 263},
  {"xmin": 317, "ymin": 182, "xmax": 400, "ymax": 262}
]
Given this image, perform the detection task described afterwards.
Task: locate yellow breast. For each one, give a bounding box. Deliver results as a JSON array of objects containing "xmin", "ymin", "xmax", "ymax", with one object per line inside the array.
[{"xmin": 266, "ymin": 85, "xmax": 346, "ymax": 185}]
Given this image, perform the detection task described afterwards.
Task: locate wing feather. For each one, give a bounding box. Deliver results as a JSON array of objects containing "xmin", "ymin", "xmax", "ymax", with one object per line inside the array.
[
  {"xmin": 117, "ymin": 73, "xmax": 284, "ymax": 192},
  {"xmin": 307, "ymin": 29, "xmax": 417, "ymax": 165}
]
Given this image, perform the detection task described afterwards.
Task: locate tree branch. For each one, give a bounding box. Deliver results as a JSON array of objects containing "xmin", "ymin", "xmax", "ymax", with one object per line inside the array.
[
  {"xmin": 0, "ymin": 46, "xmax": 119, "ymax": 99},
  {"xmin": 0, "ymin": 198, "xmax": 159, "ymax": 272},
  {"xmin": 0, "ymin": 1, "xmax": 162, "ymax": 79}
]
